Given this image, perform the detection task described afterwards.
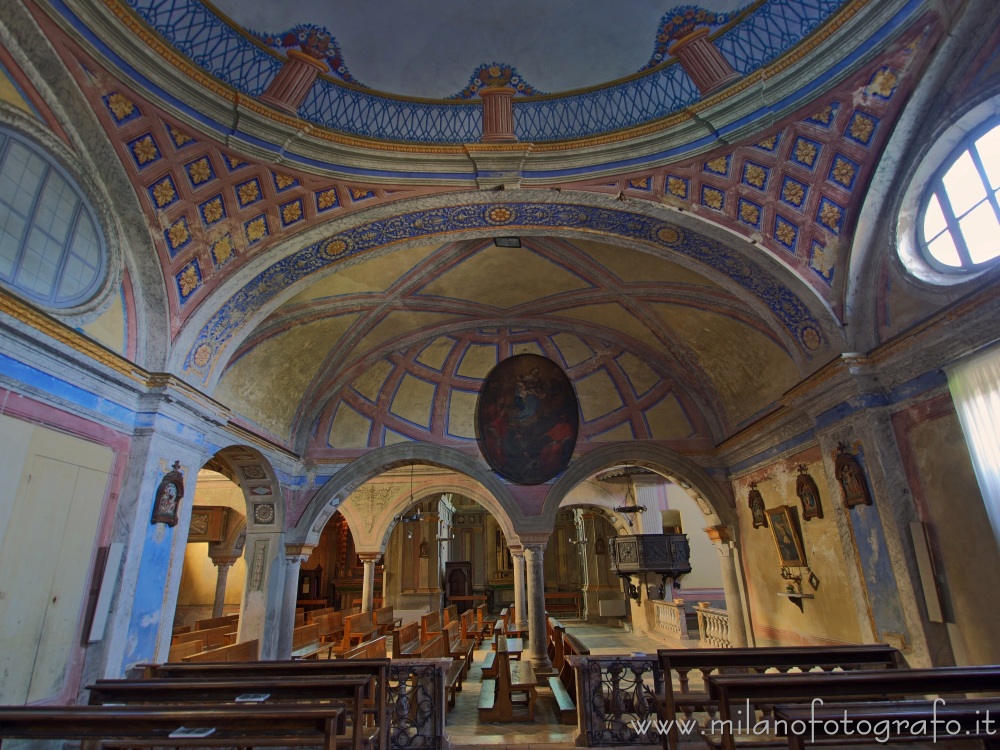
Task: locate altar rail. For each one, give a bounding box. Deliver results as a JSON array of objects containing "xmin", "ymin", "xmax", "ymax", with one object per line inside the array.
[
  {"xmin": 694, "ymin": 604, "xmax": 732, "ymax": 648},
  {"xmin": 568, "ymin": 655, "xmax": 664, "ymax": 746},
  {"xmin": 650, "ymin": 600, "xmax": 696, "ymax": 643}
]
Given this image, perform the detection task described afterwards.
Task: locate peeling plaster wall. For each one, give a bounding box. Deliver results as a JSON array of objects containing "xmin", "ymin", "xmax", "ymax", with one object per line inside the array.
[{"xmin": 737, "ymin": 449, "xmax": 866, "ymax": 646}]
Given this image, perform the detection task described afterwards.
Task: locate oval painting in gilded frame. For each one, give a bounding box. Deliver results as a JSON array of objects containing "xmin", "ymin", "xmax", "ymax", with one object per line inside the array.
[{"xmin": 476, "ymin": 353, "xmax": 579, "ymax": 484}]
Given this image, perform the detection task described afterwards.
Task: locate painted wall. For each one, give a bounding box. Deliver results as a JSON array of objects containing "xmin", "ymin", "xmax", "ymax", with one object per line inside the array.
[
  {"xmin": 737, "ymin": 448, "xmax": 866, "ymax": 646},
  {"xmin": 896, "ymin": 399, "xmax": 1000, "ymax": 665}
]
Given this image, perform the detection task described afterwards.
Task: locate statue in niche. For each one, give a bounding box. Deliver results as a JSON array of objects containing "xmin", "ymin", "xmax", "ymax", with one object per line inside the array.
[
  {"xmin": 151, "ymin": 460, "xmax": 184, "ymax": 527},
  {"xmin": 836, "ymin": 443, "xmax": 873, "ymax": 508},
  {"xmin": 748, "ymin": 482, "xmax": 768, "ymax": 528},
  {"xmin": 796, "ymin": 466, "xmax": 824, "ymax": 520},
  {"xmin": 595, "ymin": 536, "xmax": 606, "ymax": 555},
  {"xmin": 419, "ymin": 539, "xmax": 429, "ymax": 558}
]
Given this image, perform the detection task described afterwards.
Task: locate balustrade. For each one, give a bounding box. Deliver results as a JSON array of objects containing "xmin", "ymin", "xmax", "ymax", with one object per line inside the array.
[{"xmin": 695, "ymin": 604, "xmax": 732, "ymax": 648}]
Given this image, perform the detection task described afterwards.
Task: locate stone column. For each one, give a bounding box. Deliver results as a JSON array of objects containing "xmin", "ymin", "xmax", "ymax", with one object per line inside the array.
[
  {"xmin": 277, "ymin": 545, "xmax": 312, "ymax": 659},
  {"xmin": 478, "ymin": 86, "xmax": 517, "ymax": 143},
  {"xmin": 259, "ymin": 49, "xmax": 329, "ymax": 113},
  {"xmin": 209, "ymin": 556, "xmax": 238, "ymax": 618},
  {"xmin": 360, "ymin": 553, "xmax": 379, "ymax": 613},
  {"xmin": 523, "ymin": 543, "xmax": 552, "ymax": 670},
  {"xmin": 511, "ymin": 547, "xmax": 527, "ymax": 631},
  {"xmin": 668, "ymin": 28, "xmax": 740, "ymax": 95},
  {"xmin": 704, "ymin": 526, "xmax": 749, "ymax": 647}
]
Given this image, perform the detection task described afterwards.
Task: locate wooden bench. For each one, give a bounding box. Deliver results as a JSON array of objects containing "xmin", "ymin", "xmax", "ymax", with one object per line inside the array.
[
  {"xmin": 136, "ymin": 657, "xmax": 390, "ymax": 750},
  {"xmin": 444, "ymin": 621, "xmax": 476, "ymax": 677},
  {"xmin": 373, "ymin": 606, "xmax": 402, "ymax": 635},
  {"xmin": 291, "ymin": 624, "xmax": 337, "ymax": 660},
  {"xmin": 344, "ymin": 611, "xmax": 379, "ymax": 646},
  {"xmin": 478, "ymin": 638, "xmax": 537, "ymax": 722},
  {"xmin": 0, "ymin": 703, "xmax": 345, "ymax": 749},
  {"xmin": 545, "ymin": 617, "xmax": 585, "ymax": 723},
  {"xmin": 443, "ymin": 604, "xmax": 459, "ymax": 626},
  {"xmin": 305, "ymin": 606, "xmax": 339, "ymax": 623},
  {"xmin": 657, "ymin": 644, "xmax": 903, "ymax": 750},
  {"xmin": 171, "ymin": 625, "xmax": 233, "ymax": 651},
  {"xmin": 706, "ymin": 664, "xmax": 1000, "ymax": 750},
  {"xmin": 460, "ymin": 608, "xmax": 482, "ymax": 647},
  {"xmin": 167, "ymin": 639, "xmax": 202, "ymax": 662},
  {"xmin": 774, "ymin": 698, "xmax": 1000, "ymax": 749},
  {"xmin": 421, "ymin": 610, "xmax": 443, "ymax": 642},
  {"xmin": 416, "ymin": 631, "xmax": 465, "ymax": 709},
  {"xmin": 392, "ymin": 621, "xmax": 424, "ymax": 658},
  {"xmin": 314, "ymin": 612, "xmax": 345, "ymax": 643},
  {"xmin": 545, "ymin": 591, "xmax": 582, "ymax": 619},
  {"xmin": 184, "ymin": 638, "xmax": 259, "ymax": 662},
  {"xmin": 342, "ymin": 635, "xmax": 387, "ymax": 660},
  {"xmin": 492, "ymin": 607, "xmax": 522, "ymax": 649},
  {"xmin": 87, "ymin": 673, "xmax": 370, "ymax": 749},
  {"xmin": 193, "ymin": 614, "xmax": 239, "ymax": 631}
]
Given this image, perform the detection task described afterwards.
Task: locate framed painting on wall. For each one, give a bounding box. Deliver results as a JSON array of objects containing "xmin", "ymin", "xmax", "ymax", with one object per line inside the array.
[{"xmin": 765, "ymin": 505, "xmax": 807, "ymax": 567}]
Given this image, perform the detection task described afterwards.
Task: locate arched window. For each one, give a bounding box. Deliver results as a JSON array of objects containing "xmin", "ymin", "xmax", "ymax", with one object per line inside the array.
[
  {"xmin": 920, "ymin": 120, "xmax": 1000, "ymax": 271},
  {"xmin": 0, "ymin": 129, "xmax": 105, "ymax": 307}
]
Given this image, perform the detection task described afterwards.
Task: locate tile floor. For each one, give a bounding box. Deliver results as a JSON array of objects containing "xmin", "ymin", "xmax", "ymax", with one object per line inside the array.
[{"xmin": 444, "ymin": 621, "xmax": 674, "ymax": 750}]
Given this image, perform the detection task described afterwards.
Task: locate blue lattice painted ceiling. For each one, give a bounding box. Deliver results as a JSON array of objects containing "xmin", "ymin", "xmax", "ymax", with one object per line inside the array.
[{"xmin": 207, "ymin": 0, "xmax": 751, "ymax": 98}]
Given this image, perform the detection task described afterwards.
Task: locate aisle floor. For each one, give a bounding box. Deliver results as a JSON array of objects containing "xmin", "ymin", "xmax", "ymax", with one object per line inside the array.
[{"xmin": 444, "ymin": 621, "xmax": 673, "ymax": 750}]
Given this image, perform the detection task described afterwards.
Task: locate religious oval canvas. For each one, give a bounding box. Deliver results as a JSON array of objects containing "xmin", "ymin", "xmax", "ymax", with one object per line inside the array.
[{"xmin": 476, "ymin": 353, "xmax": 579, "ymax": 484}]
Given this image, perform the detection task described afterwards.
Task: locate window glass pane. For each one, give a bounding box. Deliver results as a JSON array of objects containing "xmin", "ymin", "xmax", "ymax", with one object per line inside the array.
[
  {"xmin": 959, "ymin": 202, "xmax": 1000, "ymax": 264},
  {"xmin": 34, "ymin": 172, "xmax": 76, "ymax": 242},
  {"xmin": 0, "ymin": 205, "xmax": 26, "ymax": 277},
  {"xmin": 57, "ymin": 256, "xmax": 86, "ymax": 300},
  {"xmin": 923, "ymin": 193, "xmax": 948, "ymax": 241},
  {"xmin": 16, "ymin": 229, "xmax": 61, "ymax": 297},
  {"xmin": 69, "ymin": 215, "xmax": 100, "ymax": 268},
  {"xmin": 942, "ymin": 151, "xmax": 987, "ymax": 216},
  {"xmin": 0, "ymin": 143, "xmax": 45, "ymax": 216},
  {"xmin": 928, "ymin": 231, "xmax": 962, "ymax": 267},
  {"xmin": 975, "ymin": 125, "xmax": 1000, "ymax": 190}
]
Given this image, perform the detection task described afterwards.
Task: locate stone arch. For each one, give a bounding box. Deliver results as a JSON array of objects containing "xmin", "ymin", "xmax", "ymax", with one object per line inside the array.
[
  {"xmin": 211, "ymin": 445, "xmax": 286, "ymax": 534},
  {"xmin": 172, "ymin": 190, "xmax": 845, "ymax": 388},
  {"xmin": 289, "ymin": 443, "xmax": 521, "ymax": 548},
  {"xmin": 542, "ymin": 442, "xmax": 735, "ymax": 530}
]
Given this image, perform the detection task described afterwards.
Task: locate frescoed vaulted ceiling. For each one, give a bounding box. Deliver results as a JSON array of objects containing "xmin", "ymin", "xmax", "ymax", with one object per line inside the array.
[{"xmin": 5, "ymin": 0, "xmax": 951, "ymax": 456}]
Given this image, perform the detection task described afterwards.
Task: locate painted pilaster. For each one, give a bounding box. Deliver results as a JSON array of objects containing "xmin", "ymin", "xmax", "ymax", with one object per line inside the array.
[
  {"xmin": 259, "ymin": 50, "xmax": 329, "ymax": 113},
  {"xmin": 668, "ymin": 28, "xmax": 739, "ymax": 95},
  {"xmin": 478, "ymin": 86, "xmax": 517, "ymax": 143}
]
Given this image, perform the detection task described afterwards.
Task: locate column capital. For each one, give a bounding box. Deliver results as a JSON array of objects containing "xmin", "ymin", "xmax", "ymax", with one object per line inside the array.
[
  {"xmin": 210, "ymin": 555, "xmax": 240, "ymax": 568},
  {"xmin": 703, "ymin": 525, "xmax": 734, "ymax": 544},
  {"xmin": 358, "ymin": 552, "xmax": 381, "ymax": 563},
  {"xmin": 284, "ymin": 544, "xmax": 314, "ymax": 563}
]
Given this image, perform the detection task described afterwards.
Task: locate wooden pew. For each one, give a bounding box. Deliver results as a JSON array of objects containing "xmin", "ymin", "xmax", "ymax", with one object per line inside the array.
[
  {"xmin": 184, "ymin": 639, "xmax": 258, "ymax": 662},
  {"xmin": 342, "ymin": 635, "xmax": 388, "ymax": 660},
  {"xmin": 657, "ymin": 644, "xmax": 903, "ymax": 750},
  {"xmin": 415, "ymin": 631, "xmax": 465, "ymax": 709},
  {"xmin": 705, "ymin": 664, "xmax": 1000, "ymax": 750},
  {"xmin": 291, "ymin": 624, "xmax": 337, "ymax": 660},
  {"xmin": 373, "ymin": 606, "xmax": 402, "ymax": 636},
  {"xmin": 545, "ymin": 617, "xmax": 586, "ymax": 723},
  {"xmin": 392, "ymin": 621, "xmax": 424, "ymax": 658},
  {"xmin": 314, "ymin": 612, "xmax": 345, "ymax": 643},
  {"xmin": 478, "ymin": 638, "xmax": 537, "ymax": 722},
  {"xmin": 0, "ymin": 703, "xmax": 345, "ymax": 749},
  {"xmin": 460, "ymin": 608, "xmax": 482, "ymax": 647},
  {"xmin": 136, "ymin": 657, "xmax": 390, "ymax": 750},
  {"xmin": 343, "ymin": 611, "xmax": 378, "ymax": 646},
  {"xmin": 443, "ymin": 604, "xmax": 459, "ymax": 626},
  {"xmin": 167, "ymin": 639, "xmax": 202, "ymax": 662},
  {"xmin": 171, "ymin": 625, "xmax": 233, "ymax": 651},
  {"xmin": 773, "ymin": 698, "xmax": 1000, "ymax": 749},
  {"xmin": 305, "ymin": 606, "xmax": 339, "ymax": 623},
  {"xmin": 544, "ymin": 591, "xmax": 582, "ymax": 619},
  {"xmin": 444, "ymin": 621, "xmax": 475, "ymax": 677},
  {"xmin": 193, "ymin": 614, "xmax": 239, "ymax": 631},
  {"xmin": 421, "ymin": 610, "xmax": 443, "ymax": 642},
  {"xmin": 87, "ymin": 674, "xmax": 369, "ymax": 749},
  {"xmin": 475, "ymin": 602, "xmax": 496, "ymax": 638}
]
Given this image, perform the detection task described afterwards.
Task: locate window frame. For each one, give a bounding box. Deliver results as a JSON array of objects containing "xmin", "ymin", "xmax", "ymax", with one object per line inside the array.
[
  {"xmin": 0, "ymin": 127, "xmax": 107, "ymax": 308},
  {"xmin": 918, "ymin": 117, "xmax": 1000, "ymax": 274}
]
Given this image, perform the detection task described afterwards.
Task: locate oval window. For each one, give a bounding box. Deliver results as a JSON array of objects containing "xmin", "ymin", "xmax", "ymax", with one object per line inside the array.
[
  {"xmin": 920, "ymin": 121, "xmax": 1000, "ymax": 271},
  {"xmin": 0, "ymin": 129, "xmax": 106, "ymax": 307}
]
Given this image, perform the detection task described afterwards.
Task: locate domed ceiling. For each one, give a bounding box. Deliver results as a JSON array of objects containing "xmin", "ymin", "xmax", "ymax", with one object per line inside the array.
[
  {"xmin": 213, "ymin": 237, "xmax": 803, "ymax": 451},
  {"xmin": 208, "ymin": 0, "xmax": 752, "ymax": 98}
]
